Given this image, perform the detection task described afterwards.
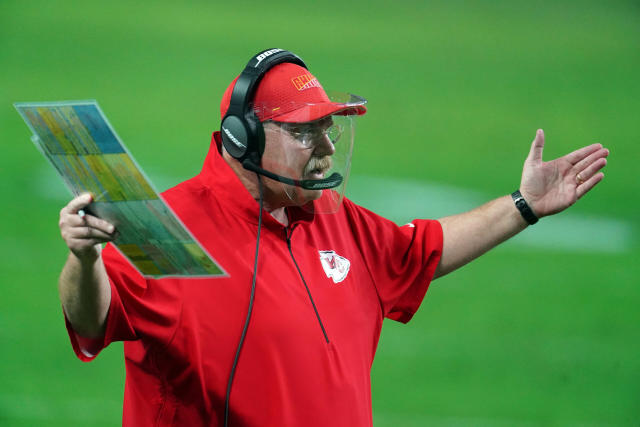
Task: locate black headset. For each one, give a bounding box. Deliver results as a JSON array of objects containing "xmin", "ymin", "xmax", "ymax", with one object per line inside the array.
[
  {"xmin": 220, "ymin": 48, "xmax": 306, "ymax": 164},
  {"xmin": 220, "ymin": 48, "xmax": 343, "ymax": 190}
]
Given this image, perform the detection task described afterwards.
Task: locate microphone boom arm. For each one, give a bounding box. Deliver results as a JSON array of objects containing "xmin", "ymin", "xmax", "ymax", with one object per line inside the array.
[{"xmin": 241, "ymin": 159, "xmax": 343, "ymax": 190}]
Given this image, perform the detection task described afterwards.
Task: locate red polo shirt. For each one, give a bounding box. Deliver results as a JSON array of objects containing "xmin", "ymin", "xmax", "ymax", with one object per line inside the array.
[{"xmin": 66, "ymin": 133, "xmax": 443, "ymax": 426}]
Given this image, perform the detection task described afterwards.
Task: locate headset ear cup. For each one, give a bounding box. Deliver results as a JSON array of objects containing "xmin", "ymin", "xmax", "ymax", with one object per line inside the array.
[{"xmin": 221, "ymin": 115, "xmax": 250, "ymax": 160}]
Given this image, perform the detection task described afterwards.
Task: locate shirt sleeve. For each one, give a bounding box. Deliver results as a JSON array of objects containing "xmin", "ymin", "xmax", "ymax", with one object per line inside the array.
[{"xmin": 342, "ymin": 198, "xmax": 443, "ymax": 323}]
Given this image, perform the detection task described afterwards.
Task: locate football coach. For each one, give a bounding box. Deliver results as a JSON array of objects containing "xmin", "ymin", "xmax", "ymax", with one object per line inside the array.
[{"xmin": 57, "ymin": 48, "xmax": 609, "ymax": 426}]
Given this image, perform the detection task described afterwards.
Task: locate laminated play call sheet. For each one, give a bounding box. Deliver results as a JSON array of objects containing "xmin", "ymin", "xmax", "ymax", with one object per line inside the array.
[{"xmin": 15, "ymin": 100, "xmax": 225, "ymax": 277}]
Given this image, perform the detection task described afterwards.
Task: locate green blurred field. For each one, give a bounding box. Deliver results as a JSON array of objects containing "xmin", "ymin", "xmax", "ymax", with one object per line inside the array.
[{"xmin": 1, "ymin": 0, "xmax": 638, "ymax": 425}]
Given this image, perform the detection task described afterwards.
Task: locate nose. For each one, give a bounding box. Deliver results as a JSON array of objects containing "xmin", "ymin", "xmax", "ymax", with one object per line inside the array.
[{"xmin": 313, "ymin": 134, "xmax": 335, "ymax": 157}]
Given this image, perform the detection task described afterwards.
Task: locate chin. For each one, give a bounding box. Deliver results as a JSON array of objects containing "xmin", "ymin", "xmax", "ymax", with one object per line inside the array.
[
  {"xmin": 293, "ymin": 188, "xmax": 323, "ymax": 206},
  {"xmin": 306, "ymin": 189, "xmax": 323, "ymax": 201}
]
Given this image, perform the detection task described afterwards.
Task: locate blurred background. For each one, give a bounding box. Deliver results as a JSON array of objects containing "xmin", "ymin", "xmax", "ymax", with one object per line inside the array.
[{"xmin": 1, "ymin": 0, "xmax": 638, "ymax": 425}]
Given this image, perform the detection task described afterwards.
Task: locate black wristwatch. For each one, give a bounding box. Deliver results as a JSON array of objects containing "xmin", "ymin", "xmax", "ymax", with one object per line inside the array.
[{"xmin": 511, "ymin": 190, "xmax": 539, "ymax": 225}]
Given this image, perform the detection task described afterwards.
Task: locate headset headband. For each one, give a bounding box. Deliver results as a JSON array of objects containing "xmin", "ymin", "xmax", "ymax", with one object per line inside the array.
[{"xmin": 221, "ymin": 49, "xmax": 307, "ymax": 162}]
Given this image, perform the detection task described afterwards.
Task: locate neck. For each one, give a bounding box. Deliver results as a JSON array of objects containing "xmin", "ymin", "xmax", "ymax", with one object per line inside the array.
[
  {"xmin": 222, "ymin": 149, "xmax": 290, "ymax": 226},
  {"xmin": 269, "ymin": 207, "xmax": 289, "ymax": 226}
]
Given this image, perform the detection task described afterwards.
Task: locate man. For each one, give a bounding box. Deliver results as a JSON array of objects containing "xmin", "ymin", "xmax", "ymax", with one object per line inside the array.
[{"xmin": 57, "ymin": 49, "xmax": 609, "ymax": 426}]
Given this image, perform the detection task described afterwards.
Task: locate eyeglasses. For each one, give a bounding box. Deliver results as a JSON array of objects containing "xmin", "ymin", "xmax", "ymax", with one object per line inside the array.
[{"xmin": 270, "ymin": 121, "xmax": 344, "ymax": 148}]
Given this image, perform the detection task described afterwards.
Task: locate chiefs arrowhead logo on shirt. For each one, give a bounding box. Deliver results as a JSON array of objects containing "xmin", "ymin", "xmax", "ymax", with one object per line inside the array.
[{"xmin": 319, "ymin": 250, "xmax": 350, "ymax": 284}]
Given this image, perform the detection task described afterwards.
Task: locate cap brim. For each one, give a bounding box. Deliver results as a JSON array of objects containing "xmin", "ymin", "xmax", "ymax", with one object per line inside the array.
[{"xmin": 269, "ymin": 103, "xmax": 367, "ymax": 123}]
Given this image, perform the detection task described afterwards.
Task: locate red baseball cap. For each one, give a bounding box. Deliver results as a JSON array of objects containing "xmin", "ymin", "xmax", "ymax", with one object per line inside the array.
[{"xmin": 220, "ymin": 63, "xmax": 367, "ymax": 123}]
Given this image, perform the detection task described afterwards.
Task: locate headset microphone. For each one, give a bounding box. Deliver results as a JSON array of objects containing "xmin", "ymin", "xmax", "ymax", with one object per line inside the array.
[{"xmin": 241, "ymin": 158, "xmax": 343, "ymax": 190}]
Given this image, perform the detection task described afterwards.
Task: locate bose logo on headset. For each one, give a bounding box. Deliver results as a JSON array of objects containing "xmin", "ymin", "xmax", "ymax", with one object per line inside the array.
[
  {"xmin": 254, "ymin": 48, "xmax": 284, "ymax": 67},
  {"xmin": 305, "ymin": 178, "xmax": 341, "ymax": 189},
  {"xmin": 222, "ymin": 126, "xmax": 246, "ymax": 149}
]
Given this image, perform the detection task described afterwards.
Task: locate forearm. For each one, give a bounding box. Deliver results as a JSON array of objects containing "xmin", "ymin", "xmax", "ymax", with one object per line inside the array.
[
  {"xmin": 58, "ymin": 249, "xmax": 111, "ymax": 339},
  {"xmin": 434, "ymin": 195, "xmax": 528, "ymax": 278}
]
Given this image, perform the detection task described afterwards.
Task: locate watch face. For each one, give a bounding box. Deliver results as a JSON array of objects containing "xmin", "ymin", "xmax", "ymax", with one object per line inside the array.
[{"xmin": 516, "ymin": 199, "xmax": 526, "ymax": 209}]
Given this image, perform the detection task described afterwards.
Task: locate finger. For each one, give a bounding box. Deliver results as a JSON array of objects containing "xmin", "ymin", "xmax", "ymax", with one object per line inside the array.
[
  {"xmin": 575, "ymin": 157, "xmax": 607, "ymax": 184},
  {"xmin": 61, "ymin": 210, "xmax": 92, "ymax": 228},
  {"xmin": 564, "ymin": 143, "xmax": 603, "ymax": 165},
  {"xmin": 61, "ymin": 193, "xmax": 93, "ymax": 216},
  {"xmin": 577, "ymin": 172, "xmax": 604, "ymax": 199},
  {"xmin": 572, "ymin": 148, "xmax": 609, "ymax": 175},
  {"xmin": 68, "ymin": 236, "xmax": 113, "ymax": 250},
  {"xmin": 59, "ymin": 208, "xmax": 85, "ymax": 233},
  {"xmin": 527, "ymin": 129, "xmax": 545, "ymax": 162},
  {"xmin": 68, "ymin": 225, "xmax": 114, "ymax": 241},
  {"xmin": 83, "ymin": 214, "xmax": 116, "ymax": 235}
]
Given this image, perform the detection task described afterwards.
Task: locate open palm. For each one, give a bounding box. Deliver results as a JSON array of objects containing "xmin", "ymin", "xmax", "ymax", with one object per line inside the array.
[{"xmin": 519, "ymin": 130, "xmax": 609, "ymax": 218}]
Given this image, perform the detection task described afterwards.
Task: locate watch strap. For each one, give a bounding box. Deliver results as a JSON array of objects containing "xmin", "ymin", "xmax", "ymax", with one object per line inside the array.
[{"xmin": 511, "ymin": 190, "xmax": 539, "ymax": 225}]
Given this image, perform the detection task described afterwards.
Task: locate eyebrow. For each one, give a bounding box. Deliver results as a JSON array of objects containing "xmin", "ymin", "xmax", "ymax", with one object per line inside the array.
[
  {"xmin": 290, "ymin": 118, "xmax": 333, "ymax": 132},
  {"xmin": 271, "ymin": 116, "xmax": 334, "ymax": 129}
]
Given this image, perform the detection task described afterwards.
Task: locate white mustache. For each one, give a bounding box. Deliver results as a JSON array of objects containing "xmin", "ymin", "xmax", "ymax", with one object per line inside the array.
[{"xmin": 304, "ymin": 156, "xmax": 333, "ymax": 176}]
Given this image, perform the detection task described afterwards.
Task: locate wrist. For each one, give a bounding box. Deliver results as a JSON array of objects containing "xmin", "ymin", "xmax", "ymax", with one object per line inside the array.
[
  {"xmin": 511, "ymin": 190, "xmax": 539, "ymax": 225},
  {"xmin": 70, "ymin": 244, "xmax": 102, "ymax": 266}
]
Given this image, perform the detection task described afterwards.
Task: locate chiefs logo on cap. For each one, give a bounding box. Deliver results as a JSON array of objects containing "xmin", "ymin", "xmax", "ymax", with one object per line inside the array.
[{"xmin": 291, "ymin": 74, "xmax": 322, "ymax": 91}]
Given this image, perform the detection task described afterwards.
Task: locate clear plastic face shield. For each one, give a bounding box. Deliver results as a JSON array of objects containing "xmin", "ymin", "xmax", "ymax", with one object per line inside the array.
[{"xmin": 255, "ymin": 92, "xmax": 366, "ymax": 214}]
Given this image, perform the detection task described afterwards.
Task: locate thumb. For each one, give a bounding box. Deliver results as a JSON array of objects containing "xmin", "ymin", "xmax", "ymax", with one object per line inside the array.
[
  {"xmin": 527, "ymin": 129, "xmax": 545, "ymax": 163},
  {"xmin": 65, "ymin": 192, "xmax": 93, "ymax": 214}
]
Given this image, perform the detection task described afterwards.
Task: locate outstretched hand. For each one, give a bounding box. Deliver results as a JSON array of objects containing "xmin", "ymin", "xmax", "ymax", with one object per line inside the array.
[{"xmin": 519, "ymin": 129, "xmax": 609, "ymax": 218}]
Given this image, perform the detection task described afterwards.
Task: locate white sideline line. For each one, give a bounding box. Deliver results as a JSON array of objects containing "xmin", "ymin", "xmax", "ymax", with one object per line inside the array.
[
  {"xmin": 347, "ymin": 174, "xmax": 636, "ymax": 254},
  {"xmin": 35, "ymin": 167, "xmax": 636, "ymax": 253}
]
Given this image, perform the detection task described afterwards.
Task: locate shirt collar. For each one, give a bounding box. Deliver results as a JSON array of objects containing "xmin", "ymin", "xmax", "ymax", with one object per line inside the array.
[{"xmin": 197, "ymin": 132, "xmax": 314, "ymax": 229}]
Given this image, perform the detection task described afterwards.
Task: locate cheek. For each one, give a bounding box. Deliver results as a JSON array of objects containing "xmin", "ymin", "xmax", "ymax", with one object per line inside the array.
[
  {"xmin": 261, "ymin": 143, "xmax": 284, "ymax": 171},
  {"xmin": 262, "ymin": 147, "xmax": 311, "ymax": 178}
]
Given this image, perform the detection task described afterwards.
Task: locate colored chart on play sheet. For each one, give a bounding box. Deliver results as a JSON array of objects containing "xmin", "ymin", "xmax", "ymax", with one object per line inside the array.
[{"xmin": 15, "ymin": 100, "xmax": 226, "ymax": 278}]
